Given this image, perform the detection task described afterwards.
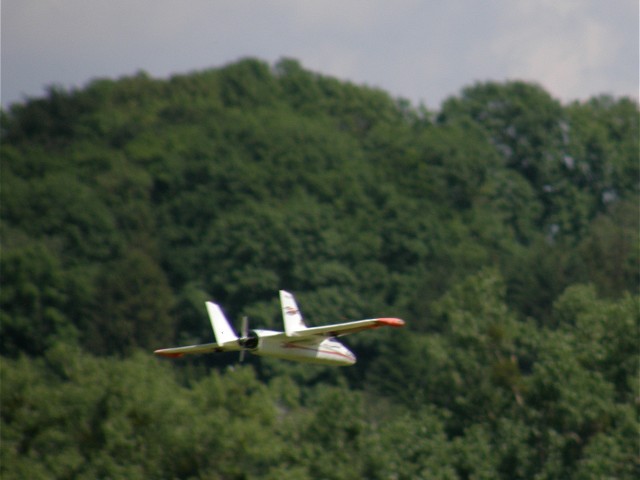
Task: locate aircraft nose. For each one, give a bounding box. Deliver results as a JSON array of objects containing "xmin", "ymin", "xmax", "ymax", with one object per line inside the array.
[{"xmin": 345, "ymin": 349, "xmax": 357, "ymax": 365}]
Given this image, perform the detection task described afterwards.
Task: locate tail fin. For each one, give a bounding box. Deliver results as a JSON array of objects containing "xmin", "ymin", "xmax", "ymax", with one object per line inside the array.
[
  {"xmin": 206, "ymin": 302, "xmax": 238, "ymax": 345},
  {"xmin": 280, "ymin": 290, "xmax": 308, "ymax": 336}
]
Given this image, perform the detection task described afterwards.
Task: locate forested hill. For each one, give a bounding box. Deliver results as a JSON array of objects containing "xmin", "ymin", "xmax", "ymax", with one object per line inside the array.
[{"xmin": 2, "ymin": 58, "xmax": 638, "ymax": 478}]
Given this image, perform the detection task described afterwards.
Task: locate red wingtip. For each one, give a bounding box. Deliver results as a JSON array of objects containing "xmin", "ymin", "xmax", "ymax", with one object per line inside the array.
[
  {"xmin": 375, "ymin": 317, "xmax": 405, "ymax": 327},
  {"xmin": 154, "ymin": 351, "xmax": 184, "ymax": 358}
]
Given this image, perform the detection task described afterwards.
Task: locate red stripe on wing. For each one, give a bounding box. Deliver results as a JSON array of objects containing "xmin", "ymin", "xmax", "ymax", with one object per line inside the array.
[
  {"xmin": 375, "ymin": 318, "xmax": 405, "ymax": 327},
  {"xmin": 154, "ymin": 351, "xmax": 184, "ymax": 358}
]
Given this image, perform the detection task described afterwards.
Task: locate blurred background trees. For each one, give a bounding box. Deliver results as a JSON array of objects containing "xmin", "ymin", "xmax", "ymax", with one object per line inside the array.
[{"xmin": 2, "ymin": 58, "xmax": 638, "ymax": 478}]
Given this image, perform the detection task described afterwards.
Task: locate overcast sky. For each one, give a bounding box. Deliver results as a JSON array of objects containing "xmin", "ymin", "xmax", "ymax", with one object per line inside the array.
[{"xmin": 2, "ymin": 0, "xmax": 638, "ymax": 110}]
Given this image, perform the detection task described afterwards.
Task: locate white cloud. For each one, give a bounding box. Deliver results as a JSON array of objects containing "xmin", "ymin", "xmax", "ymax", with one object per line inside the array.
[
  {"xmin": 2, "ymin": 0, "xmax": 637, "ymax": 109},
  {"xmin": 464, "ymin": 0, "xmax": 637, "ymax": 101}
]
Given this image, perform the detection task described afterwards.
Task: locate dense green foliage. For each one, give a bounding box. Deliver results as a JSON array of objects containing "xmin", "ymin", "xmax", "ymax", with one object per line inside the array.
[{"xmin": 2, "ymin": 58, "xmax": 638, "ymax": 478}]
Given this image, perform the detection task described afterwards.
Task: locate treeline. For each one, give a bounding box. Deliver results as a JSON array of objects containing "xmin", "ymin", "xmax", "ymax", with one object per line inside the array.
[{"xmin": 1, "ymin": 58, "xmax": 638, "ymax": 478}]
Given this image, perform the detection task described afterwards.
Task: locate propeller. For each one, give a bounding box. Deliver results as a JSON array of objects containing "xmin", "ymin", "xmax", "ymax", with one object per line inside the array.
[
  {"xmin": 239, "ymin": 316, "xmax": 248, "ymax": 362},
  {"xmin": 237, "ymin": 316, "xmax": 258, "ymax": 362}
]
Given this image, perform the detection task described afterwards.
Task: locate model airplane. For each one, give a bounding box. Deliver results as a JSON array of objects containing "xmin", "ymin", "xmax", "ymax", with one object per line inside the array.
[{"xmin": 154, "ymin": 290, "xmax": 404, "ymax": 366}]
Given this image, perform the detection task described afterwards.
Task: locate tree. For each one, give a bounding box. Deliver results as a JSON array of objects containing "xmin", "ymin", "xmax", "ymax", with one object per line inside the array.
[
  {"xmin": 2, "ymin": 58, "xmax": 638, "ymax": 479},
  {"xmin": 85, "ymin": 250, "xmax": 175, "ymax": 355},
  {"xmin": 439, "ymin": 81, "xmax": 566, "ymax": 189},
  {"xmin": 0, "ymin": 244, "xmax": 79, "ymax": 356}
]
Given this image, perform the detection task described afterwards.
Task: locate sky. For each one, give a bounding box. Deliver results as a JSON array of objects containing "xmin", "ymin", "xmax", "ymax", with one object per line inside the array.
[{"xmin": 2, "ymin": 0, "xmax": 638, "ymax": 110}]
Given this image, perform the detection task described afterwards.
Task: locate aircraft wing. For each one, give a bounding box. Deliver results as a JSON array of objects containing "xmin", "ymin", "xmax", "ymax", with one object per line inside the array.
[
  {"xmin": 154, "ymin": 341, "xmax": 241, "ymax": 358},
  {"xmin": 287, "ymin": 317, "xmax": 404, "ymax": 338}
]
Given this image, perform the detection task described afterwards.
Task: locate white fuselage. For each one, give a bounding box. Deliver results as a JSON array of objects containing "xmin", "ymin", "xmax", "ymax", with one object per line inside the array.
[
  {"xmin": 251, "ymin": 330, "xmax": 356, "ymax": 366},
  {"xmin": 154, "ymin": 292, "xmax": 404, "ymax": 365}
]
